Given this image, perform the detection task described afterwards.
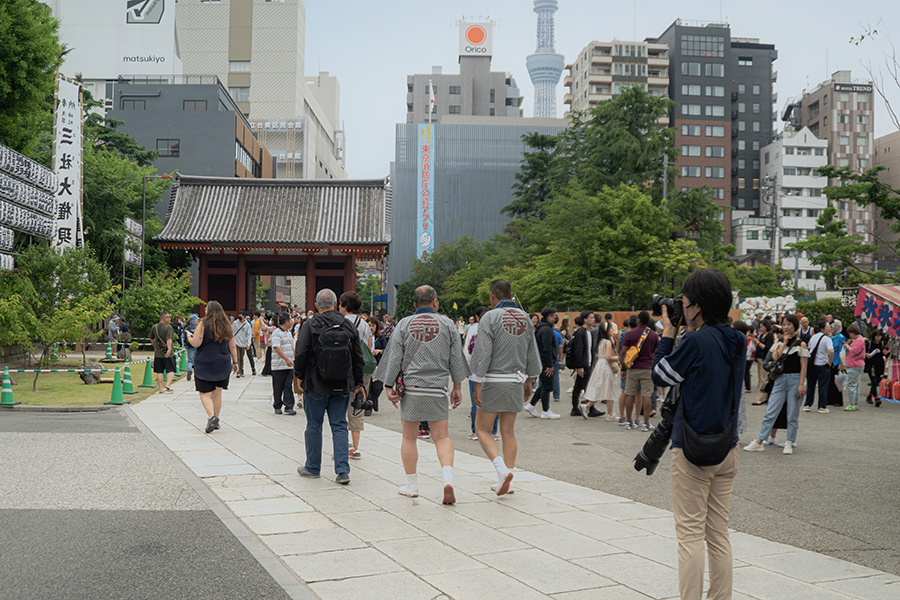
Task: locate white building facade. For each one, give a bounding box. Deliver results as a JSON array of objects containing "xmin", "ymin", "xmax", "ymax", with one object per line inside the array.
[{"xmin": 734, "ymin": 127, "xmax": 829, "ymax": 291}]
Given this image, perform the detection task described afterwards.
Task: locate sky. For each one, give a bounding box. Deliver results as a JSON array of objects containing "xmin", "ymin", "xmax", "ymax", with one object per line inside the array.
[{"xmin": 304, "ymin": 0, "xmax": 899, "ymax": 179}]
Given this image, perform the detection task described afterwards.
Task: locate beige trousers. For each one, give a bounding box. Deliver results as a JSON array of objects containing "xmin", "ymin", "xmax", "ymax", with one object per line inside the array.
[{"xmin": 670, "ymin": 446, "xmax": 739, "ymax": 600}]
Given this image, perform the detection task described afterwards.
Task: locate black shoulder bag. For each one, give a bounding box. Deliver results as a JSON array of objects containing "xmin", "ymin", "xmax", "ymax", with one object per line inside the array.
[{"xmin": 682, "ymin": 332, "xmax": 741, "ymax": 467}]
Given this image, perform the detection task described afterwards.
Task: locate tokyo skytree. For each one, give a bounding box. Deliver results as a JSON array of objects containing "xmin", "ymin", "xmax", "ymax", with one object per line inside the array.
[{"xmin": 526, "ymin": 0, "xmax": 565, "ymax": 118}]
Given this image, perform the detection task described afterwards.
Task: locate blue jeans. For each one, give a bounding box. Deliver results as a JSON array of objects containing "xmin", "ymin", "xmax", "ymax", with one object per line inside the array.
[
  {"xmin": 469, "ymin": 379, "xmax": 498, "ymax": 434},
  {"xmin": 757, "ymin": 373, "xmax": 802, "ymax": 444},
  {"xmin": 302, "ymin": 390, "xmax": 350, "ymax": 476},
  {"xmin": 553, "ymin": 362, "xmax": 561, "ymax": 400},
  {"xmin": 186, "ymin": 346, "xmax": 196, "ymax": 372}
]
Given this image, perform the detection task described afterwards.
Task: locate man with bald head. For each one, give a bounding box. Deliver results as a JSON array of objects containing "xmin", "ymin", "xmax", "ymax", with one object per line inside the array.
[
  {"xmin": 376, "ymin": 285, "xmax": 470, "ymax": 504},
  {"xmin": 294, "ymin": 288, "xmax": 366, "ymax": 485}
]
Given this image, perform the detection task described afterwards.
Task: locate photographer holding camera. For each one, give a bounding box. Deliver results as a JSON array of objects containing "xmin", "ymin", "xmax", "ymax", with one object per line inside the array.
[{"xmin": 641, "ymin": 268, "xmax": 746, "ymax": 600}]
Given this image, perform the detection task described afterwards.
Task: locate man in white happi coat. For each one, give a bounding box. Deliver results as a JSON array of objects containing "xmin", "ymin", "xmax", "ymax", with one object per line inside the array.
[
  {"xmin": 375, "ymin": 285, "xmax": 470, "ymax": 504},
  {"xmin": 470, "ymin": 279, "xmax": 542, "ymax": 495}
]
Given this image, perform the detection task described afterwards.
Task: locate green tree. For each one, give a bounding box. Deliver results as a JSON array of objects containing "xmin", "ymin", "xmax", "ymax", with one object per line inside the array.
[
  {"xmin": 787, "ymin": 206, "xmax": 879, "ymax": 289},
  {"xmin": 119, "ymin": 270, "xmax": 203, "ymax": 336},
  {"xmin": 356, "ymin": 275, "xmax": 382, "ymax": 315},
  {"xmin": 0, "ymin": 0, "xmax": 62, "ymax": 152},
  {"xmin": 730, "ymin": 264, "xmax": 792, "ymax": 297},
  {"xmin": 667, "ymin": 186, "xmax": 733, "ymax": 263},
  {"xmin": 504, "ymin": 132, "xmax": 560, "ymax": 219},
  {"xmin": 255, "ymin": 277, "xmax": 270, "ymax": 310},
  {"xmin": 0, "ymin": 269, "xmax": 40, "ymax": 353}
]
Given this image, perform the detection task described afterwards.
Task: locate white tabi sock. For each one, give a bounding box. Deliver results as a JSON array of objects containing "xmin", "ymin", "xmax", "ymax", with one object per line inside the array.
[
  {"xmin": 491, "ymin": 456, "xmax": 509, "ymax": 482},
  {"xmin": 442, "ymin": 466, "xmax": 453, "ymax": 484},
  {"xmin": 405, "ymin": 473, "xmax": 418, "ymax": 489}
]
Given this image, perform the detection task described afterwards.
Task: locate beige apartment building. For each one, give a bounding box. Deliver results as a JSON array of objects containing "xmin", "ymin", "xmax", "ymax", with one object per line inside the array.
[
  {"xmin": 563, "ymin": 40, "xmax": 669, "ymax": 116},
  {"xmin": 783, "ymin": 70, "xmax": 874, "ymax": 258},
  {"xmin": 176, "ymin": 0, "xmax": 346, "ymax": 179},
  {"xmin": 874, "ymin": 130, "xmax": 900, "ymax": 263}
]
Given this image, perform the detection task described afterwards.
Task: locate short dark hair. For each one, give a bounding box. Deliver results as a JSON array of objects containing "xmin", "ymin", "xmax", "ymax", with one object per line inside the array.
[
  {"xmin": 277, "ymin": 312, "xmax": 291, "ymax": 326},
  {"xmin": 474, "ymin": 305, "xmax": 488, "ymax": 319},
  {"xmin": 605, "ymin": 313, "xmax": 613, "ymax": 320},
  {"xmin": 784, "ymin": 314, "xmax": 800, "ymax": 331},
  {"xmin": 490, "ymin": 279, "xmax": 511, "ymax": 300},
  {"xmin": 541, "ymin": 306, "xmax": 558, "ymax": 319},
  {"xmin": 413, "ymin": 285, "xmax": 437, "ymax": 307},
  {"xmin": 574, "ymin": 316, "xmax": 584, "ymax": 326},
  {"xmin": 846, "ymin": 323, "xmax": 861, "ymax": 336},
  {"xmin": 253, "ymin": 311, "xmax": 261, "ymax": 317},
  {"xmin": 628, "ymin": 316, "xmax": 638, "ymax": 328},
  {"xmin": 732, "ymin": 320, "xmax": 749, "ymax": 334},
  {"xmin": 637, "ymin": 310, "xmax": 651, "ymax": 326},
  {"xmin": 339, "ymin": 291, "xmax": 362, "ymax": 314},
  {"xmin": 681, "ymin": 268, "xmax": 732, "ymax": 326},
  {"xmin": 580, "ymin": 310, "xmax": 593, "ymax": 320}
]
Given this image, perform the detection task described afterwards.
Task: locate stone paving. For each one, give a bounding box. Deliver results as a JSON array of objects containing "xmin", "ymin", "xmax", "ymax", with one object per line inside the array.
[{"xmin": 130, "ymin": 376, "xmax": 900, "ymax": 600}]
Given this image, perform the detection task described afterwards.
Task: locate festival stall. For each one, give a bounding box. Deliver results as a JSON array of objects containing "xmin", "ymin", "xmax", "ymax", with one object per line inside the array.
[{"xmin": 854, "ymin": 285, "xmax": 900, "ymax": 402}]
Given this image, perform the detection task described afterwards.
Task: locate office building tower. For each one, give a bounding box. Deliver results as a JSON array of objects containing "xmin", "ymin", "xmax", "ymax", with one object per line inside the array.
[
  {"xmin": 526, "ymin": 0, "xmax": 565, "ymax": 118},
  {"xmin": 873, "ymin": 130, "xmax": 900, "ymax": 264},
  {"xmin": 563, "ymin": 40, "xmax": 669, "ymax": 116},
  {"xmin": 406, "ymin": 22, "xmax": 523, "ymax": 124}
]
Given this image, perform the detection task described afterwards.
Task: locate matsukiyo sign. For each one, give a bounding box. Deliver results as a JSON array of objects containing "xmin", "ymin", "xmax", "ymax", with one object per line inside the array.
[{"xmin": 459, "ymin": 22, "xmax": 493, "ymax": 57}]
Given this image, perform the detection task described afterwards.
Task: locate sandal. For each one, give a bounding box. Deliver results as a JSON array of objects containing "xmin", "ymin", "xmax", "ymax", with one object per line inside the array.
[{"xmin": 751, "ymin": 400, "xmax": 767, "ymax": 405}]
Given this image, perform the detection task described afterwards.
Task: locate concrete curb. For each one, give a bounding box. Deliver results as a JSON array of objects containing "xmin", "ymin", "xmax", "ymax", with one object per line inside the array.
[
  {"xmin": 123, "ymin": 405, "xmax": 319, "ymax": 600},
  {"xmin": 0, "ymin": 405, "xmax": 115, "ymax": 412}
]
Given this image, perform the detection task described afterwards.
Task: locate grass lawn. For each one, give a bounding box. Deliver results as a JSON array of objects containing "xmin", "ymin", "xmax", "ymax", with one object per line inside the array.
[{"xmin": 3, "ymin": 354, "xmax": 186, "ymax": 406}]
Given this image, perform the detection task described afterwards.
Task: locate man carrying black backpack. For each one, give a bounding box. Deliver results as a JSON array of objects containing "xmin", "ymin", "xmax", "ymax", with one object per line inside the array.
[{"xmin": 293, "ymin": 288, "xmax": 365, "ymax": 485}]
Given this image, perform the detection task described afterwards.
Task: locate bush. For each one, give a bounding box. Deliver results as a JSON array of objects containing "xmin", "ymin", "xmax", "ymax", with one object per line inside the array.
[
  {"xmin": 119, "ymin": 270, "xmax": 203, "ymax": 335},
  {"xmin": 795, "ymin": 298, "xmax": 854, "ymax": 327}
]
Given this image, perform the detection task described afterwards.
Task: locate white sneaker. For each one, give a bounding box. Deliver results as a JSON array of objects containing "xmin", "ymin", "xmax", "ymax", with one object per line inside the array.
[
  {"xmin": 818, "ymin": 408, "xmax": 830, "ymax": 414},
  {"xmin": 398, "ymin": 485, "xmax": 419, "ymax": 498},
  {"xmin": 540, "ymin": 410, "xmax": 561, "ymax": 419},
  {"xmin": 467, "ymin": 432, "xmax": 479, "ymax": 440},
  {"xmin": 763, "ymin": 437, "xmax": 777, "ymax": 446},
  {"xmin": 566, "ymin": 387, "xmax": 574, "ymax": 393},
  {"xmin": 802, "ymin": 406, "xmax": 811, "ymax": 412},
  {"xmin": 493, "ymin": 433, "xmax": 502, "ymax": 441},
  {"xmin": 525, "ymin": 404, "xmax": 541, "ymax": 418},
  {"xmin": 783, "ymin": 443, "xmax": 793, "ymax": 455},
  {"xmin": 743, "ymin": 441, "xmax": 764, "ymax": 452}
]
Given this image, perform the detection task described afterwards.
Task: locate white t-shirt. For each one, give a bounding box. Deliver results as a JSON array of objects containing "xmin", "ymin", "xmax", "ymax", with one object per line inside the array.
[
  {"xmin": 346, "ymin": 314, "xmax": 372, "ymax": 348},
  {"xmin": 807, "ymin": 332, "xmax": 831, "ymax": 366}
]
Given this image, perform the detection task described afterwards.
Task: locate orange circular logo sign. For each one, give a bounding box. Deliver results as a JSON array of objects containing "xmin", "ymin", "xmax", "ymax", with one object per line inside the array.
[{"xmin": 465, "ymin": 25, "xmax": 486, "ymax": 46}]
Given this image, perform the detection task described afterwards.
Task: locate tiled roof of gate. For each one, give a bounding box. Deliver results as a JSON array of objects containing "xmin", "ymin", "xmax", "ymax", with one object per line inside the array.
[{"xmin": 156, "ymin": 175, "xmax": 391, "ymax": 245}]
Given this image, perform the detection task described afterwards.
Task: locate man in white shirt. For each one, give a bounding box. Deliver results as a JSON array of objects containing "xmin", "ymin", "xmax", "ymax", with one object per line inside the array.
[
  {"xmin": 340, "ymin": 292, "xmax": 372, "ymax": 460},
  {"xmin": 803, "ymin": 320, "xmax": 834, "ymax": 413}
]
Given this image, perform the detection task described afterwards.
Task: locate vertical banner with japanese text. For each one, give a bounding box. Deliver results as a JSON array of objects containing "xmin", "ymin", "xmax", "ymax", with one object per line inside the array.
[
  {"xmin": 416, "ymin": 124, "xmax": 434, "ymax": 259},
  {"xmin": 52, "ymin": 78, "xmax": 84, "ymax": 249}
]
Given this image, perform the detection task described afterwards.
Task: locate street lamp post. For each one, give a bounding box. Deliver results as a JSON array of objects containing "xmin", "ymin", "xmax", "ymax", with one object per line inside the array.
[{"xmin": 142, "ymin": 174, "xmax": 172, "ymax": 286}]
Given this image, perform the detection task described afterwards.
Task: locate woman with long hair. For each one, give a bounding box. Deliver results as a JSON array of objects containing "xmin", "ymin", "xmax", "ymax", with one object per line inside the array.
[
  {"xmin": 581, "ymin": 322, "xmax": 618, "ymax": 419},
  {"xmin": 186, "ymin": 301, "xmax": 238, "ymax": 433},
  {"xmin": 865, "ymin": 328, "xmax": 887, "ymax": 407}
]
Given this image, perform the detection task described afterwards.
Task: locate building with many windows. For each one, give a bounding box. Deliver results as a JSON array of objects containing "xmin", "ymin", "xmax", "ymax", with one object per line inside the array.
[
  {"xmin": 733, "ymin": 127, "xmax": 828, "ymax": 290},
  {"xmin": 783, "ymin": 70, "xmax": 876, "ymax": 260},
  {"xmin": 562, "ymin": 40, "xmax": 669, "ymax": 115},
  {"xmin": 874, "ymin": 130, "xmax": 900, "ymax": 264},
  {"xmin": 655, "ymin": 20, "xmax": 777, "ymax": 243}
]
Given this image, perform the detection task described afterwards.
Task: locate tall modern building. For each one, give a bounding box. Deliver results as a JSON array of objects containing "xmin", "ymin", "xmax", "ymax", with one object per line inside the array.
[
  {"xmin": 563, "ymin": 40, "xmax": 670, "ymax": 116},
  {"xmin": 526, "ymin": 0, "xmax": 565, "ymax": 118},
  {"xmin": 176, "ymin": 0, "xmax": 346, "ymax": 179},
  {"xmin": 406, "ymin": 22, "xmax": 523, "ymax": 123},
  {"xmin": 874, "ymin": 131, "xmax": 900, "ymax": 263},
  {"xmin": 783, "ymin": 70, "xmax": 875, "ymax": 260},
  {"xmin": 655, "ymin": 20, "xmax": 778, "ymax": 243}
]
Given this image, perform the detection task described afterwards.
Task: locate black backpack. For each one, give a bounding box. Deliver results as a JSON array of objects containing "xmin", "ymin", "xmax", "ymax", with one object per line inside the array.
[{"xmin": 315, "ymin": 323, "xmax": 353, "ymax": 381}]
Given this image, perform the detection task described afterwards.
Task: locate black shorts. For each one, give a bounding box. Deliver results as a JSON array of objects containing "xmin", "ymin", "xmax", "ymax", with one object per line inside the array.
[
  {"xmin": 195, "ymin": 377, "xmax": 230, "ymax": 393},
  {"xmin": 153, "ymin": 357, "xmax": 176, "ymax": 374}
]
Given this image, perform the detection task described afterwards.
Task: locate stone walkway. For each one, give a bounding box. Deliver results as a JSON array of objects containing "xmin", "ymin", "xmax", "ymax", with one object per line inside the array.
[{"xmin": 129, "ymin": 376, "xmax": 899, "ymax": 600}]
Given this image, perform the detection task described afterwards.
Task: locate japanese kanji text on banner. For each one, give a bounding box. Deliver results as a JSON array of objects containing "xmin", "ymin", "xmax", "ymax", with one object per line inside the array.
[
  {"xmin": 416, "ymin": 124, "xmax": 435, "ymax": 259},
  {"xmin": 52, "ymin": 78, "xmax": 84, "ymax": 249}
]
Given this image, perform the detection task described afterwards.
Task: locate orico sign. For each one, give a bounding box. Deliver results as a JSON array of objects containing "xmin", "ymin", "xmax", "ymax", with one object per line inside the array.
[{"xmin": 459, "ymin": 22, "xmax": 493, "ymax": 57}]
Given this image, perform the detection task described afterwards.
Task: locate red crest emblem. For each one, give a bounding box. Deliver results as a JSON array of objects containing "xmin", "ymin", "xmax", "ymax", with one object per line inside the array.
[
  {"xmin": 501, "ymin": 310, "xmax": 528, "ymax": 336},
  {"xmin": 409, "ymin": 314, "xmax": 440, "ymax": 342}
]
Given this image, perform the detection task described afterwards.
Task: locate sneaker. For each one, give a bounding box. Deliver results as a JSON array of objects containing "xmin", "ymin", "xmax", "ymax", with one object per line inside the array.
[
  {"xmin": 205, "ymin": 416, "xmax": 217, "ymax": 433},
  {"xmin": 776, "ymin": 442, "xmax": 797, "ymax": 448},
  {"xmin": 844, "ymin": 405, "xmax": 855, "ymax": 412},
  {"xmin": 569, "ymin": 410, "xmax": 581, "ymax": 417},
  {"xmin": 442, "ymin": 484, "xmax": 456, "ymax": 505},
  {"xmin": 763, "ymin": 437, "xmax": 777, "ymax": 446},
  {"xmin": 297, "ymin": 466, "xmax": 320, "ymax": 478},
  {"xmin": 553, "ymin": 397, "xmax": 560, "ymax": 402},
  {"xmin": 417, "ymin": 430, "xmax": 430, "ymax": 440},
  {"xmin": 818, "ymin": 408, "xmax": 830, "ymax": 414},
  {"xmin": 493, "ymin": 433, "xmax": 502, "ymax": 441},
  {"xmin": 251, "ymin": 370, "xmax": 257, "ymax": 376},
  {"xmin": 783, "ymin": 443, "xmax": 793, "ymax": 455},
  {"xmin": 649, "ymin": 410, "xmax": 657, "ymax": 418},
  {"xmin": 274, "ymin": 408, "xmax": 283, "ymax": 415},
  {"xmin": 525, "ymin": 403, "xmax": 541, "ymax": 418},
  {"xmin": 398, "ymin": 485, "xmax": 419, "ymax": 498},
  {"xmin": 540, "ymin": 410, "xmax": 561, "ymax": 419},
  {"xmin": 866, "ymin": 396, "xmax": 874, "ymax": 404},
  {"xmin": 284, "ymin": 408, "xmax": 297, "ymax": 416},
  {"xmin": 588, "ymin": 407, "xmax": 605, "ymax": 418},
  {"xmin": 335, "ymin": 473, "xmax": 350, "ymax": 485},
  {"xmin": 853, "ymin": 404, "xmax": 861, "ymax": 411},
  {"xmin": 875, "ymin": 398, "xmax": 882, "ymax": 407},
  {"xmin": 349, "ymin": 448, "xmax": 361, "ymax": 460},
  {"xmin": 186, "ymin": 370, "xmax": 193, "ymax": 381},
  {"xmin": 618, "ymin": 418, "xmax": 628, "ymax": 426},
  {"xmin": 802, "ymin": 406, "xmax": 811, "ymax": 412},
  {"xmin": 566, "ymin": 386, "xmax": 574, "ymax": 393},
  {"xmin": 743, "ymin": 441, "xmax": 765, "ymax": 452},
  {"xmin": 467, "ymin": 432, "xmax": 479, "ymax": 440},
  {"xmin": 641, "ymin": 423, "xmax": 655, "ymax": 432},
  {"xmin": 579, "ymin": 402, "xmax": 590, "ymax": 419}
]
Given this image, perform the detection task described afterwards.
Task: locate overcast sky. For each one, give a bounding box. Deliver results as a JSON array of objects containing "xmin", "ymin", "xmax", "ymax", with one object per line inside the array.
[{"xmin": 304, "ymin": 0, "xmax": 897, "ymax": 179}]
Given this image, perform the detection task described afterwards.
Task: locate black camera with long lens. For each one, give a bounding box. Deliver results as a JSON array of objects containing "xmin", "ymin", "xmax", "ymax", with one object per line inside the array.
[
  {"xmin": 353, "ymin": 391, "xmax": 374, "ymax": 417},
  {"xmin": 651, "ymin": 294, "xmax": 683, "ymax": 324},
  {"xmin": 634, "ymin": 387, "xmax": 679, "ymax": 476}
]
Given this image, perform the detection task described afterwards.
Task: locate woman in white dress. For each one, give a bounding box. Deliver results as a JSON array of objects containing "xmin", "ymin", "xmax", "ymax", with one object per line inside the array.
[{"xmin": 581, "ymin": 322, "xmax": 619, "ymax": 419}]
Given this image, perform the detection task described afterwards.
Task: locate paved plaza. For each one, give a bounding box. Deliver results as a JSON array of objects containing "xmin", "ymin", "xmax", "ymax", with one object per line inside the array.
[{"xmin": 110, "ymin": 374, "xmax": 899, "ymax": 600}]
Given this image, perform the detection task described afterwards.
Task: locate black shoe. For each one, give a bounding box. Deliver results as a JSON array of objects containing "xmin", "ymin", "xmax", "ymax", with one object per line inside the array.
[
  {"xmin": 866, "ymin": 396, "xmax": 874, "ymax": 404},
  {"xmin": 205, "ymin": 415, "xmax": 219, "ymax": 433},
  {"xmin": 275, "ymin": 408, "xmax": 282, "ymax": 415},
  {"xmin": 297, "ymin": 466, "xmax": 320, "ymax": 478},
  {"xmin": 335, "ymin": 472, "xmax": 350, "ymax": 485},
  {"xmin": 875, "ymin": 398, "xmax": 882, "ymax": 407},
  {"xmin": 186, "ymin": 370, "xmax": 193, "ymax": 381},
  {"xmin": 284, "ymin": 408, "xmax": 296, "ymax": 415},
  {"xmin": 212, "ymin": 416, "xmax": 220, "ymax": 430},
  {"xmin": 570, "ymin": 410, "xmax": 581, "ymax": 417},
  {"xmin": 251, "ymin": 370, "xmax": 257, "ymax": 376},
  {"xmin": 587, "ymin": 407, "xmax": 605, "ymax": 418}
]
